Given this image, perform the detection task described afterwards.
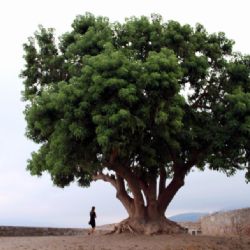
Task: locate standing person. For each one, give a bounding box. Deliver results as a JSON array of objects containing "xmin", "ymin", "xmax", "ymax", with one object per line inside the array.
[{"xmin": 88, "ymin": 206, "xmax": 96, "ymax": 234}]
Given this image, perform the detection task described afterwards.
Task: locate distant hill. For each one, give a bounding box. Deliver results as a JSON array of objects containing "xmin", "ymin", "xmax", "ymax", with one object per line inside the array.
[{"xmin": 168, "ymin": 212, "xmax": 208, "ymax": 222}]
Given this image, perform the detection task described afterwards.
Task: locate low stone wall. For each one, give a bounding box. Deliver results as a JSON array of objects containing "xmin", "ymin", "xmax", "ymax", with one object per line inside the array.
[
  {"xmin": 178, "ymin": 222, "xmax": 201, "ymax": 235},
  {"xmin": 0, "ymin": 226, "xmax": 85, "ymax": 237},
  {"xmin": 201, "ymin": 208, "xmax": 250, "ymax": 236}
]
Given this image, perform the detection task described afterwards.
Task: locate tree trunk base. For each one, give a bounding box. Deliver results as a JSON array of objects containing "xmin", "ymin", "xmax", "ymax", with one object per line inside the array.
[{"xmin": 109, "ymin": 217, "xmax": 185, "ymax": 235}]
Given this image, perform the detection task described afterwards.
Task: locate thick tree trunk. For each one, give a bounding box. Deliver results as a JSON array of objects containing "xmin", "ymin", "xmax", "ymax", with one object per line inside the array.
[
  {"xmin": 112, "ymin": 210, "xmax": 184, "ymax": 235},
  {"xmin": 113, "ymin": 177, "xmax": 185, "ymax": 235},
  {"xmin": 95, "ymin": 159, "xmax": 189, "ymax": 235}
]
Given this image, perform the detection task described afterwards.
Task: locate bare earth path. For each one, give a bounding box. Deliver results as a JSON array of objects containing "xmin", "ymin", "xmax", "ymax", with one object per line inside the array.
[{"xmin": 0, "ymin": 231, "xmax": 249, "ymax": 250}]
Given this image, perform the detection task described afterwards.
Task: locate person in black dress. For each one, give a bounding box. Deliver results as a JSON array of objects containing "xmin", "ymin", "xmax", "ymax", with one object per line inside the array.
[{"xmin": 88, "ymin": 206, "xmax": 96, "ymax": 234}]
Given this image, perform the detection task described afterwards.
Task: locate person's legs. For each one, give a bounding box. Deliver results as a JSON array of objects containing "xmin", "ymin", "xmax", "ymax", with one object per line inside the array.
[
  {"xmin": 91, "ymin": 221, "xmax": 96, "ymax": 234},
  {"xmin": 88, "ymin": 224, "xmax": 95, "ymax": 235}
]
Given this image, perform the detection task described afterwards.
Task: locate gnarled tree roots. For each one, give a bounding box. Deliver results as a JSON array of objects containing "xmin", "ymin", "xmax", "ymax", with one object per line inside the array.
[{"xmin": 109, "ymin": 217, "xmax": 185, "ymax": 235}]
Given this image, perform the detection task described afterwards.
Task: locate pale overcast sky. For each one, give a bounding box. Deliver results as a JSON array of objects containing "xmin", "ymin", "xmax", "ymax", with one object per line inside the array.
[{"xmin": 0, "ymin": 0, "xmax": 250, "ymax": 228}]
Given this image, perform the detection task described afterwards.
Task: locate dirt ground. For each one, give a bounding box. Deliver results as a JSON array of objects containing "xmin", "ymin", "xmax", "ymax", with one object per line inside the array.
[{"xmin": 0, "ymin": 231, "xmax": 249, "ymax": 250}]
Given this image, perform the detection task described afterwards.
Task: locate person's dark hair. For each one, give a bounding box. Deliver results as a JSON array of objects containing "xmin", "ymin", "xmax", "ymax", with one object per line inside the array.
[{"xmin": 91, "ymin": 206, "xmax": 95, "ymax": 212}]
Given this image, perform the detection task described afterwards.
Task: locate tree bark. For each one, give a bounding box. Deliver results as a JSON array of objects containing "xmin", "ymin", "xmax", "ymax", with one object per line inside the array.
[
  {"xmin": 158, "ymin": 165, "xmax": 187, "ymax": 214},
  {"xmin": 145, "ymin": 178, "xmax": 159, "ymax": 221},
  {"xmin": 99, "ymin": 168, "xmax": 186, "ymax": 234},
  {"xmin": 112, "ymin": 214, "xmax": 184, "ymax": 235},
  {"xmin": 111, "ymin": 164, "xmax": 146, "ymax": 220},
  {"xmin": 115, "ymin": 175, "xmax": 134, "ymax": 217},
  {"xmin": 100, "ymin": 153, "xmax": 189, "ymax": 234},
  {"xmin": 159, "ymin": 168, "xmax": 167, "ymax": 197}
]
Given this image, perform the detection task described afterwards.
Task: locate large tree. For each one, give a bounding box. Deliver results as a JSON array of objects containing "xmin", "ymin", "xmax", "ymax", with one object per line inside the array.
[{"xmin": 21, "ymin": 13, "xmax": 250, "ymax": 234}]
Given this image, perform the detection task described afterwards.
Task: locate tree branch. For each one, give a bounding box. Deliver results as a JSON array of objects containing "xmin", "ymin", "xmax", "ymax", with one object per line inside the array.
[
  {"xmin": 157, "ymin": 165, "xmax": 187, "ymax": 213},
  {"xmin": 103, "ymin": 149, "xmax": 146, "ymax": 217},
  {"xmin": 191, "ymin": 85, "xmax": 210, "ymax": 109},
  {"xmin": 112, "ymin": 164, "xmax": 146, "ymax": 217},
  {"xmin": 116, "ymin": 175, "xmax": 135, "ymax": 216},
  {"xmin": 159, "ymin": 168, "xmax": 167, "ymax": 196},
  {"xmin": 184, "ymin": 147, "xmax": 209, "ymax": 170},
  {"xmin": 157, "ymin": 147, "xmax": 209, "ymax": 214},
  {"xmin": 147, "ymin": 177, "xmax": 157, "ymax": 204},
  {"xmin": 92, "ymin": 172, "xmax": 117, "ymax": 188}
]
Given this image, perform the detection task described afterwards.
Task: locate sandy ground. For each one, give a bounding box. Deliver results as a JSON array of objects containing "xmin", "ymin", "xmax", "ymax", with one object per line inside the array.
[{"xmin": 0, "ymin": 231, "xmax": 250, "ymax": 250}]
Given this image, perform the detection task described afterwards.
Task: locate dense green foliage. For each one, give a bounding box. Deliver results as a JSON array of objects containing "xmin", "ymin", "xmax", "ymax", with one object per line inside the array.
[{"xmin": 21, "ymin": 13, "xmax": 250, "ymax": 188}]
